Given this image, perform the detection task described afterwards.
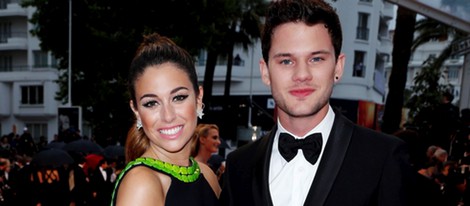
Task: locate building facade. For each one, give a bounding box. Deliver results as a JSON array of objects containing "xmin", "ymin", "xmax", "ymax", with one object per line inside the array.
[{"xmin": 0, "ymin": 1, "xmax": 62, "ymax": 142}]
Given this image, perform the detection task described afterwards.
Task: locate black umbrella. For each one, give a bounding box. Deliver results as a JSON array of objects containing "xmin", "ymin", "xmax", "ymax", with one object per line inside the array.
[
  {"xmin": 63, "ymin": 139, "xmax": 104, "ymax": 154},
  {"xmin": 32, "ymin": 148, "xmax": 74, "ymax": 168},
  {"xmin": 46, "ymin": 141, "xmax": 66, "ymax": 149},
  {"xmin": 103, "ymin": 145, "xmax": 125, "ymax": 160}
]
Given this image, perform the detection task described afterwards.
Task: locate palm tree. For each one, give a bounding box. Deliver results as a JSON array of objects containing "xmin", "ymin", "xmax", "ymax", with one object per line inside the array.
[
  {"xmin": 199, "ymin": 0, "xmax": 266, "ymax": 110},
  {"xmin": 381, "ymin": 6, "xmax": 417, "ymax": 134},
  {"xmin": 404, "ymin": 17, "xmax": 468, "ymax": 131}
]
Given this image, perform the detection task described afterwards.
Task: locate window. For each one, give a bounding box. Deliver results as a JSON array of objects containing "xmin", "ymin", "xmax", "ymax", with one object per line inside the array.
[
  {"xmin": 233, "ymin": 54, "xmax": 244, "ymax": 66},
  {"xmin": 0, "ymin": 55, "xmax": 12, "ymax": 72},
  {"xmin": 356, "ymin": 13, "xmax": 369, "ymax": 40},
  {"xmin": 0, "ymin": 0, "xmax": 7, "ymax": 9},
  {"xmin": 33, "ymin": 50, "xmax": 49, "ymax": 68},
  {"xmin": 25, "ymin": 123, "xmax": 48, "ymax": 143},
  {"xmin": 0, "ymin": 21, "xmax": 11, "ymax": 43},
  {"xmin": 196, "ymin": 50, "xmax": 206, "ymax": 66},
  {"xmin": 21, "ymin": 85, "xmax": 44, "ymax": 105},
  {"xmin": 353, "ymin": 51, "xmax": 366, "ymax": 77},
  {"xmin": 447, "ymin": 66, "xmax": 459, "ymax": 82},
  {"xmin": 51, "ymin": 55, "xmax": 59, "ymax": 68}
]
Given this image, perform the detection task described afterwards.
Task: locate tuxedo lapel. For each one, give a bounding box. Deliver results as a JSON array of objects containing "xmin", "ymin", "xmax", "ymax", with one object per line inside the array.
[
  {"xmin": 252, "ymin": 126, "xmax": 277, "ymax": 206},
  {"xmin": 304, "ymin": 111, "xmax": 354, "ymax": 205}
]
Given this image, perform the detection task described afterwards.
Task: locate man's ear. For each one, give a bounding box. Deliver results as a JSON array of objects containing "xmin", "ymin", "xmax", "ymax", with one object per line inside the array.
[
  {"xmin": 334, "ymin": 53, "xmax": 345, "ymax": 82},
  {"xmin": 259, "ymin": 59, "xmax": 271, "ymax": 86}
]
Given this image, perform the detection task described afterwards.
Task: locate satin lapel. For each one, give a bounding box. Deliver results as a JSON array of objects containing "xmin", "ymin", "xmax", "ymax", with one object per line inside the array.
[
  {"xmin": 304, "ymin": 112, "xmax": 354, "ymax": 205},
  {"xmin": 252, "ymin": 126, "xmax": 277, "ymax": 206}
]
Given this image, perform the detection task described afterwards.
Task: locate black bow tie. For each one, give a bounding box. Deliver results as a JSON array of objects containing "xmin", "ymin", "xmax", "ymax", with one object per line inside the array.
[{"xmin": 278, "ymin": 132, "xmax": 322, "ymax": 165}]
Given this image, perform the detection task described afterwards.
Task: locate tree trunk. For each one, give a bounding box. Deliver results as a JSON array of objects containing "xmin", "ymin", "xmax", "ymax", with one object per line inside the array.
[
  {"xmin": 203, "ymin": 50, "xmax": 218, "ymax": 109},
  {"xmin": 381, "ymin": 6, "xmax": 416, "ymax": 134}
]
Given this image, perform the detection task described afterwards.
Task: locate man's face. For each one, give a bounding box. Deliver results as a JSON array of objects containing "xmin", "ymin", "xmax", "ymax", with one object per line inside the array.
[{"xmin": 260, "ymin": 22, "xmax": 344, "ymax": 119}]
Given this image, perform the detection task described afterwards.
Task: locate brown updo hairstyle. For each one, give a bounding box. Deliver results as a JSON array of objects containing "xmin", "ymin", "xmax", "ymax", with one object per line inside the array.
[{"xmin": 125, "ymin": 32, "xmax": 199, "ymax": 162}]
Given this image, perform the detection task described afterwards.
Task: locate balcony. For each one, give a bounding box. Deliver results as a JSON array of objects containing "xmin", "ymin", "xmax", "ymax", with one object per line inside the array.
[
  {"xmin": 0, "ymin": 31, "xmax": 27, "ymax": 50},
  {"xmin": 0, "ymin": 0, "xmax": 27, "ymax": 17},
  {"xmin": 380, "ymin": 2, "xmax": 394, "ymax": 21}
]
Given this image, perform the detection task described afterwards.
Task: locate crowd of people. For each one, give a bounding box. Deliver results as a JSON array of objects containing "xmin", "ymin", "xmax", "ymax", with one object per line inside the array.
[
  {"xmin": 0, "ymin": 127, "xmax": 125, "ymax": 206},
  {"xmin": 395, "ymin": 106, "xmax": 470, "ymax": 206}
]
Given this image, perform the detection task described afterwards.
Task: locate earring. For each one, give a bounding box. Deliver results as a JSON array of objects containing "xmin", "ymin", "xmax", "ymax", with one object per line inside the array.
[
  {"xmin": 197, "ymin": 103, "xmax": 205, "ymax": 119},
  {"xmin": 335, "ymin": 76, "xmax": 339, "ymax": 80},
  {"xmin": 136, "ymin": 120, "xmax": 142, "ymax": 130}
]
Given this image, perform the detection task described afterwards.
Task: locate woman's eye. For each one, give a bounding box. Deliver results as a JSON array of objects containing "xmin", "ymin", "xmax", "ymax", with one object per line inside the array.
[
  {"xmin": 142, "ymin": 100, "xmax": 158, "ymax": 108},
  {"xmin": 173, "ymin": 95, "xmax": 189, "ymax": 102}
]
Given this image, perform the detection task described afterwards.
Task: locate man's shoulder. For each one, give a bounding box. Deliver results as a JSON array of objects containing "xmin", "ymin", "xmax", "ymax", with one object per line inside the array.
[
  {"xmin": 351, "ymin": 123, "xmax": 405, "ymax": 145},
  {"xmin": 227, "ymin": 138, "xmax": 262, "ymax": 158}
]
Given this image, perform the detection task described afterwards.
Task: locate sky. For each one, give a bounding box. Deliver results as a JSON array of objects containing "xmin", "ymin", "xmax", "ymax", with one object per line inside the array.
[
  {"xmin": 416, "ymin": 0, "xmax": 470, "ymax": 23},
  {"xmin": 388, "ymin": 0, "xmax": 469, "ymax": 31}
]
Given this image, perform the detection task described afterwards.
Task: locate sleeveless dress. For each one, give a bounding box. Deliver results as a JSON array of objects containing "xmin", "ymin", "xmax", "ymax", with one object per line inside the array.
[{"xmin": 110, "ymin": 157, "xmax": 218, "ymax": 206}]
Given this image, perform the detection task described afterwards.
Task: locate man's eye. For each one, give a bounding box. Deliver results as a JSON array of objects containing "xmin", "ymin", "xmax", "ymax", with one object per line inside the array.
[
  {"xmin": 173, "ymin": 95, "xmax": 189, "ymax": 102},
  {"xmin": 280, "ymin": 59, "xmax": 292, "ymax": 65},
  {"xmin": 311, "ymin": 57, "xmax": 323, "ymax": 62}
]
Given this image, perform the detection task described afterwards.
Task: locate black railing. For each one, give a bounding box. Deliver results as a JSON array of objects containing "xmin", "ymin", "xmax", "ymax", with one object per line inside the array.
[{"xmin": 356, "ymin": 27, "xmax": 369, "ymax": 41}]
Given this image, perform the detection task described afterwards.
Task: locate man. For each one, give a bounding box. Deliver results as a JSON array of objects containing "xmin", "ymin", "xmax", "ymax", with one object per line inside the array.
[
  {"xmin": 220, "ymin": 0, "xmax": 414, "ymax": 205},
  {"xmin": 90, "ymin": 157, "xmax": 113, "ymax": 206},
  {"xmin": 430, "ymin": 91, "xmax": 460, "ymax": 151}
]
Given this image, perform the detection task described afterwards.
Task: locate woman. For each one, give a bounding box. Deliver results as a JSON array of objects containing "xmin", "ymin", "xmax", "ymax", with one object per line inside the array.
[
  {"xmin": 191, "ymin": 124, "xmax": 221, "ymax": 164},
  {"xmin": 111, "ymin": 33, "xmax": 220, "ymax": 206},
  {"xmin": 191, "ymin": 124, "xmax": 224, "ymax": 181}
]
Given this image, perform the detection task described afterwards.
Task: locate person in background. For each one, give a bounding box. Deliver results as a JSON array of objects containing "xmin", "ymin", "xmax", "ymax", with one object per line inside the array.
[
  {"xmin": 191, "ymin": 123, "xmax": 225, "ymax": 182},
  {"xmin": 191, "ymin": 124, "xmax": 221, "ymax": 165},
  {"xmin": 89, "ymin": 157, "xmax": 113, "ymax": 206},
  {"xmin": 110, "ymin": 32, "xmax": 220, "ymax": 206},
  {"xmin": 69, "ymin": 152, "xmax": 92, "ymax": 206},
  {"xmin": 220, "ymin": 0, "xmax": 415, "ymax": 205},
  {"xmin": 430, "ymin": 91, "xmax": 460, "ymax": 152},
  {"xmin": 17, "ymin": 128, "xmax": 37, "ymax": 157}
]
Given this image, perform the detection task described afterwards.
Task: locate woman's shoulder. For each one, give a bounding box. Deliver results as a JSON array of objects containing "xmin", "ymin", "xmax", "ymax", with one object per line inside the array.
[
  {"xmin": 116, "ymin": 165, "xmax": 166, "ymax": 205},
  {"xmin": 121, "ymin": 165, "xmax": 161, "ymax": 187}
]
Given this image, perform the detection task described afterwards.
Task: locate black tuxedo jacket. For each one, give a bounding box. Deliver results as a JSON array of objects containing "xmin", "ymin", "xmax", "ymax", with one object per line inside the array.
[{"xmin": 220, "ymin": 111, "xmax": 414, "ymax": 206}]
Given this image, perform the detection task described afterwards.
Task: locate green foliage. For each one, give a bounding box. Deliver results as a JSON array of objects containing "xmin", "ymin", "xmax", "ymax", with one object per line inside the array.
[
  {"xmin": 405, "ymin": 18, "xmax": 468, "ymax": 130},
  {"xmin": 405, "ymin": 57, "xmax": 453, "ymax": 125}
]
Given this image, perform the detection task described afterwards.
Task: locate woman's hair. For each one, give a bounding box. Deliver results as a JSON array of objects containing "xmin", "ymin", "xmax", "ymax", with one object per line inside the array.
[
  {"xmin": 125, "ymin": 32, "xmax": 199, "ymax": 162},
  {"xmin": 261, "ymin": 0, "xmax": 342, "ymax": 63},
  {"xmin": 190, "ymin": 124, "xmax": 219, "ymax": 157}
]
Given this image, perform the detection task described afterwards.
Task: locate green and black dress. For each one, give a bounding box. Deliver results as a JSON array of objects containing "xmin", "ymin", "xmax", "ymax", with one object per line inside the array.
[{"xmin": 110, "ymin": 157, "xmax": 218, "ymax": 206}]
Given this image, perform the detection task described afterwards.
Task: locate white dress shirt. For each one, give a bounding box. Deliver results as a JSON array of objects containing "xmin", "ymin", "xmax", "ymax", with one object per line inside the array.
[
  {"xmin": 100, "ymin": 167, "xmax": 107, "ymax": 181},
  {"xmin": 269, "ymin": 106, "xmax": 335, "ymax": 206}
]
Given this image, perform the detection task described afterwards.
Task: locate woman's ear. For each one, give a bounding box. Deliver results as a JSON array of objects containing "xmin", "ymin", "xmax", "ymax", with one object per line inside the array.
[
  {"xmin": 130, "ymin": 100, "xmax": 140, "ymax": 120},
  {"xmin": 197, "ymin": 86, "xmax": 204, "ymax": 108}
]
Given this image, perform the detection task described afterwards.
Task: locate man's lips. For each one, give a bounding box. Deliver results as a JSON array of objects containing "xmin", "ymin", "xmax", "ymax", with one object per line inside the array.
[{"xmin": 290, "ymin": 88, "xmax": 314, "ymax": 97}]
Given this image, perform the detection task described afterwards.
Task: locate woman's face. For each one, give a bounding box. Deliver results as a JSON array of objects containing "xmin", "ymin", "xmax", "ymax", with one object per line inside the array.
[
  {"xmin": 131, "ymin": 63, "xmax": 203, "ymax": 156},
  {"xmin": 201, "ymin": 128, "xmax": 221, "ymax": 154}
]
